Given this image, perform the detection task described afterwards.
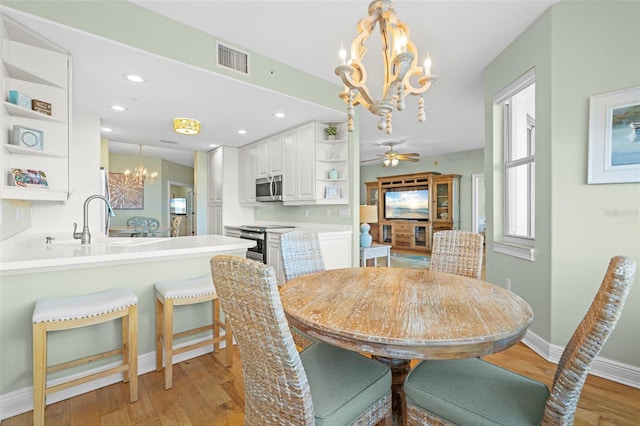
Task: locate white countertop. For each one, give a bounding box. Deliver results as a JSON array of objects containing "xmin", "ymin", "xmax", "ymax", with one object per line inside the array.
[
  {"xmin": 232, "ymin": 222, "xmax": 354, "ymax": 235},
  {"xmin": 0, "ymin": 232, "xmax": 256, "ymax": 276}
]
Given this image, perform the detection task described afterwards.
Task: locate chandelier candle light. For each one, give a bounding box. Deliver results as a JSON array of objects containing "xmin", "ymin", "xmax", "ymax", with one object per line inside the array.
[
  {"xmin": 359, "ymin": 205, "xmax": 379, "ymax": 247},
  {"xmin": 124, "ymin": 145, "xmax": 158, "ymax": 186},
  {"xmin": 335, "ymin": 0, "xmax": 437, "ymax": 134}
]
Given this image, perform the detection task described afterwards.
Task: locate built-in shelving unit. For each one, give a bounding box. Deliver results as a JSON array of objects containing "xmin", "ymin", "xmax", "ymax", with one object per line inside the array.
[
  {"xmin": 315, "ymin": 121, "xmax": 349, "ymax": 205},
  {"xmin": 1, "ymin": 14, "xmax": 71, "ymax": 202}
]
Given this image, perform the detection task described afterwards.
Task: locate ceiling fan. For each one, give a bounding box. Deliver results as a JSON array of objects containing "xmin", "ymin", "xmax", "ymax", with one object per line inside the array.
[{"xmin": 361, "ymin": 141, "xmax": 420, "ymax": 167}]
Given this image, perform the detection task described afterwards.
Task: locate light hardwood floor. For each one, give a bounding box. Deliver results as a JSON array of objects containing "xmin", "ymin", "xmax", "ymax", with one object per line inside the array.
[{"xmin": 3, "ymin": 343, "xmax": 639, "ymax": 425}]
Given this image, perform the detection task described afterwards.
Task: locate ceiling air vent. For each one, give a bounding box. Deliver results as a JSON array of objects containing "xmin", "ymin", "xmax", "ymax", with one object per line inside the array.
[{"xmin": 216, "ymin": 42, "xmax": 249, "ymax": 75}]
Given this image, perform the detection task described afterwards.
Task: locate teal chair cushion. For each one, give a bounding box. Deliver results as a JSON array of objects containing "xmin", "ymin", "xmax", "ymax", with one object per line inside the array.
[
  {"xmin": 405, "ymin": 358, "xmax": 550, "ymax": 425},
  {"xmin": 300, "ymin": 342, "xmax": 391, "ymax": 426}
]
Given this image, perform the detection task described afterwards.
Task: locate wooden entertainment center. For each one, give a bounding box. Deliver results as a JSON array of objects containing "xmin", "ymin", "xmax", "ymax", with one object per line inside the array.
[{"xmin": 365, "ymin": 172, "xmax": 461, "ymax": 253}]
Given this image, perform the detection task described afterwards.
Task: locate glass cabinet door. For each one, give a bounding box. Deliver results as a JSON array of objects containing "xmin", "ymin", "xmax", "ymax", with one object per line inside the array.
[
  {"xmin": 434, "ymin": 181, "xmax": 451, "ymax": 221},
  {"xmin": 412, "ymin": 224, "xmax": 428, "ymax": 249},
  {"xmin": 366, "ymin": 182, "xmax": 379, "ymax": 206}
]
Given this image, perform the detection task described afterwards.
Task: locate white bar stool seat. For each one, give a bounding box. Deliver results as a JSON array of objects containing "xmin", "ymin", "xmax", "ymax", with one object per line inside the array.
[
  {"xmin": 155, "ymin": 275, "xmax": 233, "ymax": 390},
  {"xmin": 32, "ymin": 287, "xmax": 138, "ymax": 426}
]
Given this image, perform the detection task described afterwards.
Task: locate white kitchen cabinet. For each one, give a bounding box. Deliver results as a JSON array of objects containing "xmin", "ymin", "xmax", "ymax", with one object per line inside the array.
[
  {"xmin": 208, "ymin": 147, "xmax": 223, "ymax": 204},
  {"xmin": 207, "ymin": 204, "xmax": 223, "ymax": 236},
  {"xmin": 244, "ymin": 120, "xmax": 348, "ymax": 206},
  {"xmin": 1, "ymin": 15, "xmax": 71, "ymax": 202},
  {"xmin": 266, "ymin": 232, "xmax": 285, "ymax": 285},
  {"xmin": 238, "ymin": 144, "xmax": 257, "ymax": 205},
  {"xmin": 207, "ymin": 146, "xmax": 245, "ymax": 235},
  {"xmin": 257, "ymin": 134, "xmax": 283, "ymax": 177},
  {"xmin": 282, "ymin": 122, "xmax": 315, "ymax": 202}
]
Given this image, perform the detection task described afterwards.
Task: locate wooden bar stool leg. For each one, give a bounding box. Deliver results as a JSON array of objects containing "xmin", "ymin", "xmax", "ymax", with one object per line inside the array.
[
  {"xmin": 155, "ymin": 296, "xmax": 163, "ymax": 373},
  {"xmin": 122, "ymin": 312, "xmax": 130, "ymax": 384},
  {"xmin": 213, "ymin": 299, "xmax": 220, "ymax": 354},
  {"xmin": 128, "ymin": 304, "xmax": 138, "ymax": 402},
  {"xmin": 32, "ymin": 322, "xmax": 47, "ymax": 426},
  {"xmin": 163, "ymin": 298, "xmax": 174, "ymax": 390}
]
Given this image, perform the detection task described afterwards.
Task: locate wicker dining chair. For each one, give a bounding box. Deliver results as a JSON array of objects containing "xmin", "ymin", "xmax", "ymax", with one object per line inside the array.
[
  {"xmin": 280, "ymin": 229, "xmax": 326, "ymax": 281},
  {"xmin": 404, "ymin": 255, "xmax": 636, "ymax": 426},
  {"xmin": 210, "ymin": 255, "xmax": 392, "ymax": 426},
  {"xmin": 429, "ymin": 230, "xmax": 484, "ymax": 279},
  {"xmin": 170, "ymin": 216, "xmax": 182, "ymax": 237},
  {"xmin": 280, "ymin": 229, "xmax": 325, "ymax": 349}
]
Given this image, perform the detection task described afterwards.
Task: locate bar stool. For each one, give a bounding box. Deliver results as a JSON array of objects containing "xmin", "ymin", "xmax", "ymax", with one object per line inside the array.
[
  {"xmin": 155, "ymin": 275, "xmax": 233, "ymax": 390},
  {"xmin": 32, "ymin": 288, "xmax": 138, "ymax": 426}
]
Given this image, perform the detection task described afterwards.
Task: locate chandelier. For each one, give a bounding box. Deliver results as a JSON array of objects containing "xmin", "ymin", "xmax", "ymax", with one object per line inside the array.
[
  {"xmin": 173, "ymin": 117, "xmax": 201, "ymax": 135},
  {"xmin": 124, "ymin": 145, "xmax": 158, "ymax": 186},
  {"xmin": 335, "ymin": 0, "xmax": 437, "ymax": 134}
]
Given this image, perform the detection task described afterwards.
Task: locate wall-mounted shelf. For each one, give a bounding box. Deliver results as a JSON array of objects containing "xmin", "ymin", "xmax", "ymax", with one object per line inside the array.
[
  {"xmin": 4, "ymin": 144, "xmax": 66, "ymax": 157},
  {"xmin": 4, "ymin": 102, "xmax": 63, "ymax": 122},
  {"xmin": 2, "ymin": 186, "xmax": 68, "ymax": 202},
  {"xmin": 1, "ymin": 15, "xmax": 71, "ymax": 203}
]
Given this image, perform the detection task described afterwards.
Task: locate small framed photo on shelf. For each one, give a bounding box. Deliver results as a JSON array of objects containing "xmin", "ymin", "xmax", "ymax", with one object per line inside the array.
[
  {"xmin": 325, "ymin": 185, "xmax": 340, "ymax": 199},
  {"xmin": 10, "ymin": 168, "xmax": 49, "ymax": 188},
  {"xmin": 12, "ymin": 125, "xmax": 44, "ymax": 151}
]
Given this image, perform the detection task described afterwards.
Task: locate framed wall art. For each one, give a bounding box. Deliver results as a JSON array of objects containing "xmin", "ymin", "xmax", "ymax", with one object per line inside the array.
[
  {"xmin": 108, "ymin": 172, "xmax": 144, "ymax": 209},
  {"xmin": 588, "ymin": 86, "xmax": 640, "ymax": 184}
]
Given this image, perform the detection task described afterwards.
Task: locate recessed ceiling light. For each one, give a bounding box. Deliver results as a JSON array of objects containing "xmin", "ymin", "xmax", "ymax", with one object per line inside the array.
[
  {"xmin": 111, "ymin": 105, "xmax": 126, "ymax": 111},
  {"xmin": 209, "ymin": 144, "xmax": 218, "ymax": 148},
  {"xmin": 273, "ymin": 112, "xmax": 286, "ymax": 118},
  {"xmin": 101, "ymin": 127, "xmax": 113, "ymax": 132},
  {"xmin": 237, "ymin": 129, "xmax": 247, "ymax": 135},
  {"xmin": 125, "ymin": 74, "xmax": 145, "ymax": 83}
]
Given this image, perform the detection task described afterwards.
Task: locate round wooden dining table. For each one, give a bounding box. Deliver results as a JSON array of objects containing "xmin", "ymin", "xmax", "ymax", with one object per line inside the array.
[{"xmin": 280, "ymin": 267, "xmax": 534, "ymax": 426}]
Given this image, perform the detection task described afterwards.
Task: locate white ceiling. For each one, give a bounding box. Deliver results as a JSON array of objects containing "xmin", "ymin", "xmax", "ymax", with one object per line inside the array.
[{"xmin": 2, "ymin": 1, "xmax": 557, "ymax": 167}]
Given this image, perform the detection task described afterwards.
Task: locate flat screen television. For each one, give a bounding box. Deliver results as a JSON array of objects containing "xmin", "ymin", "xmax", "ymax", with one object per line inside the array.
[
  {"xmin": 384, "ymin": 189, "xmax": 429, "ymax": 220},
  {"xmin": 170, "ymin": 197, "xmax": 187, "ymax": 215}
]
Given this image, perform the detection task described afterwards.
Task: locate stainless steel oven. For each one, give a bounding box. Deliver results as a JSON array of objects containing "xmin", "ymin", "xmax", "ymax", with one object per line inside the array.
[{"xmin": 224, "ymin": 225, "xmax": 294, "ymax": 263}]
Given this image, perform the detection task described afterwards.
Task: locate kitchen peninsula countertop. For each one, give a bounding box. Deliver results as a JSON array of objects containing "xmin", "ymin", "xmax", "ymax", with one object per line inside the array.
[{"xmin": 0, "ymin": 233, "xmax": 256, "ymax": 276}]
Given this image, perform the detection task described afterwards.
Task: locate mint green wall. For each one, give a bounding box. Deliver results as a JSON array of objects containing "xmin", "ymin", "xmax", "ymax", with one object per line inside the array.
[
  {"xmin": 484, "ymin": 0, "xmax": 553, "ymax": 344},
  {"xmin": 108, "ymin": 153, "xmax": 193, "ymax": 227},
  {"xmin": 485, "ymin": 1, "xmax": 639, "ymax": 367},
  {"xmin": 548, "ymin": 1, "xmax": 640, "ymax": 365},
  {"xmin": 360, "ymin": 149, "xmax": 484, "ymax": 234}
]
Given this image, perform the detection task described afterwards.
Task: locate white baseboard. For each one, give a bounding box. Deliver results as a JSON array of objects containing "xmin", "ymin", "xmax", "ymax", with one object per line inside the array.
[
  {"xmin": 522, "ymin": 331, "xmax": 639, "ymax": 389},
  {"xmin": 0, "ymin": 336, "xmax": 228, "ymax": 421}
]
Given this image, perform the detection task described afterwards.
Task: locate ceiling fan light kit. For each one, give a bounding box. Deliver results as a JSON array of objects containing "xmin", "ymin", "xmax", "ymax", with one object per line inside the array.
[
  {"xmin": 335, "ymin": 0, "xmax": 437, "ymax": 134},
  {"xmin": 362, "ymin": 141, "xmax": 420, "ymax": 167}
]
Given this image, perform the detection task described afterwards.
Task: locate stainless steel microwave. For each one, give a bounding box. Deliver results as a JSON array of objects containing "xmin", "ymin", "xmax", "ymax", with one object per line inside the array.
[{"xmin": 256, "ymin": 175, "xmax": 283, "ymax": 202}]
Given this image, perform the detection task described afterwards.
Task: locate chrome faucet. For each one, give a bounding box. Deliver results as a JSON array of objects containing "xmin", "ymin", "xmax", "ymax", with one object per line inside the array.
[{"xmin": 73, "ymin": 195, "xmax": 116, "ymax": 244}]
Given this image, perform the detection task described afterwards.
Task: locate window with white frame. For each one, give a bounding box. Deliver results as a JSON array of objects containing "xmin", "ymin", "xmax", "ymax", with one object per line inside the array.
[{"xmin": 494, "ymin": 68, "xmax": 535, "ymax": 257}]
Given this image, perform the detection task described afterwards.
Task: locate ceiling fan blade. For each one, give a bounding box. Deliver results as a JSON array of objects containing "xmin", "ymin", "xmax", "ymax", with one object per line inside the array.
[
  {"xmin": 396, "ymin": 155, "xmax": 420, "ymax": 160},
  {"xmin": 400, "ymin": 153, "xmax": 420, "ymax": 157},
  {"xmin": 361, "ymin": 158, "xmax": 382, "ymax": 163},
  {"xmin": 401, "ymin": 158, "xmax": 420, "ymax": 162}
]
